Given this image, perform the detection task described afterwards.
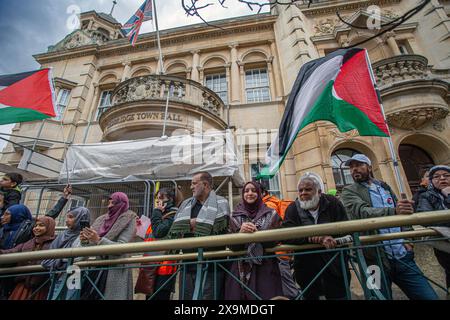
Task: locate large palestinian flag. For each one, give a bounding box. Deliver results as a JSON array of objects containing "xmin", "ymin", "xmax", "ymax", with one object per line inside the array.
[
  {"xmin": 259, "ymin": 48, "xmax": 389, "ymax": 178},
  {"xmin": 0, "ymin": 68, "xmax": 57, "ymax": 125}
]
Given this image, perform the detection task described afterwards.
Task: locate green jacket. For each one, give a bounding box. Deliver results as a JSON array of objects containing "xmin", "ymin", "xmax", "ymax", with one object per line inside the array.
[{"xmin": 341, "ymin": 180, "xmax": 412, "ymax": 268}]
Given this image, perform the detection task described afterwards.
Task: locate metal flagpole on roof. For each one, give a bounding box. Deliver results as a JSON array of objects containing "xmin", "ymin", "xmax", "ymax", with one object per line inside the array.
[
  {"xmin": 364, "ymin": 50, "xmax": 407, "ymax": 198},
  {"xmin": 152, "ymin": 0, "xmax": 165, "ymax": 75},
  {"xmin": 152, "ymin": 0, "xmax": 170, "ymax": 139}
]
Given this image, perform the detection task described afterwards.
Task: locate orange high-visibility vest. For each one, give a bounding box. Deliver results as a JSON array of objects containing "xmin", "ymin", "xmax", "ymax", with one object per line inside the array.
[
  {"xmin": 262, "ymin": 195, "xmax": 294, "ymax": 260},
  {"xmin": 144, "ymin": 224, "xmax": 177, "ymax": 276}
]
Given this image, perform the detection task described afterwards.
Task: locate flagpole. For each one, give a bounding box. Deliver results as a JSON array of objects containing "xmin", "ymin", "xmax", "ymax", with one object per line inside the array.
[
  {"xmin": 152, "ymin": 0, "xmax": 169, "ymax": 138},
  {"xmin": 365, "ymin": 50, "xmax": 407, "ymax": 198},
  {"xmin": 152, "ymin": 0, "xmax": 165, "ymax": 74},
  {"xmin": 161, "ymin": 84, "xmax": 171, "ymax": 138},
  {"xmin": 23, "ymin": 119, "xmax": 45, "ymax": 171}
]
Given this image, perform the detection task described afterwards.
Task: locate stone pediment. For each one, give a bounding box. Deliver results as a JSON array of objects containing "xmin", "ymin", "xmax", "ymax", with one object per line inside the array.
[
  {"xmin": 48, "ymin": 30, "xmax": 95, "ymax": 52},
  {"xmin": 313, "ymin": 9, "xmax": 398, "ymax": 37},
  {"xmin": 338, "ymin": 9, "xmax": 395, "ymax": 30}
]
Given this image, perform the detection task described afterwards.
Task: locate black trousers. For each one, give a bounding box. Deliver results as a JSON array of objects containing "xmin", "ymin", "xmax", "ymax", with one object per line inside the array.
[
  {"xmin": 146, "ymin": 275, "xmax": 176, "ymax": 300},
  {"xmin": 293, "ymin": 254, "xmax": 349, "ymax": 300},
  {"xmin": 434, "ymin": 248, "xmax": 450, "ymax": 288}
]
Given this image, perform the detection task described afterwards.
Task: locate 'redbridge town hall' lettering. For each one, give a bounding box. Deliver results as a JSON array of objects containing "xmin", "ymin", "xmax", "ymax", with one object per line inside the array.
[{"xmin": 105, "ymin": 112, "xmax": 183, "ymax": 129}]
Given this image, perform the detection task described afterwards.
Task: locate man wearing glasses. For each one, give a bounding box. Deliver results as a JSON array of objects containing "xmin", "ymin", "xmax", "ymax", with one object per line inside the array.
[{"xmin": 417, "ymin": 165, "xmax": 450, "ymax": 295}]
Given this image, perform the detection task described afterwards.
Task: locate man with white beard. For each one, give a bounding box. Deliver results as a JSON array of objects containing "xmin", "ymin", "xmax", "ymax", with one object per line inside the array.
[{"xmin": 281, "ymin": 173, "xmax": 350, "ymax": 300}]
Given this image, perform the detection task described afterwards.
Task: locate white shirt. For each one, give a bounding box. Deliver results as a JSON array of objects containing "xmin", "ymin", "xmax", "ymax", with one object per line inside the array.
[{"xmin": 308, "ymin": 208, "xmax": 320, "ymax": 224}]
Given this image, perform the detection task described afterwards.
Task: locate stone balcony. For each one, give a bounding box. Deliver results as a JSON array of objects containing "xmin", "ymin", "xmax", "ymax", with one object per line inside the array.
[
  {"xmin": 372, "ymin": 54, "xmax": 449, "ymax": 130},
  {"xmin": 372, "ymin": 54, "xmax": 431, "ymax": 88},
  {"xmin": 99, "ymin": 75, "xmax": 228, "ymax": 141}
]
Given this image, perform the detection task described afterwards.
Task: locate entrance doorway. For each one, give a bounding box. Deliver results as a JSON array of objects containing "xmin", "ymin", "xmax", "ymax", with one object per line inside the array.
[{"xmin": 399, "ymin": 144, "xmax": 434, "ymax": 194}]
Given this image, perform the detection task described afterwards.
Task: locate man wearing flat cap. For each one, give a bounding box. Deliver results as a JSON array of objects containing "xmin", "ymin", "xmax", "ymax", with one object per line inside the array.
[{"xmin": 341, "ymin": 154, "xmax": 438, "ymax": 300}]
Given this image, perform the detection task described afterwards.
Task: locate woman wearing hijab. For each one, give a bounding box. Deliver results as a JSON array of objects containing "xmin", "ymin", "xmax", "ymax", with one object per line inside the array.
[
  {"xmin": 78, "ymin": 192, "xmax": 137, "ymax": 300},
  {"xmin": 224, "ymin": 181, "xmax": 284, "ymax": 300},
  {"xmin": 1, "ymin": 216, "xmax": 56, "ymax": 300},
  {"xmin": 0, "ymin": 205, "xmax": 33, "ymax": 250},
  {"xmin": 0, "ymin": 185, "xmax": 72, "ymax": 251},
  {"xmin": 0, "ymin": 205, "xmax": 34, "ymax": 299},
  {"xmin": 41, "ymin": 206, "xmax": 90, "ymax": 299}
]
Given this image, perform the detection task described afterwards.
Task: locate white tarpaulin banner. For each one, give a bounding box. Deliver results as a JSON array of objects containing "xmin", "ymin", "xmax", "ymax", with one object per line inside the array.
[{"xmin": 59, "ymin": 131, "xmax": 245, "ymax": 185}]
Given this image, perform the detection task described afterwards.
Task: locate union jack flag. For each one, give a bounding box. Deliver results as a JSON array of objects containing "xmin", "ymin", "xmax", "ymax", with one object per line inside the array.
[{"xmin": 121, "ymin": 0, "xmax": 153, "ymax": 46}]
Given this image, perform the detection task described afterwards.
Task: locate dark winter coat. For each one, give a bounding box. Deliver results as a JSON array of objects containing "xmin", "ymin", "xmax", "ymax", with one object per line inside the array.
[
  {"xmin": 417, "ymin": 187, "xmax": 450, "ymax": 227},
  {"xmin": 282, "ymin": 194, "xmax": 349, "ymax": 277}
]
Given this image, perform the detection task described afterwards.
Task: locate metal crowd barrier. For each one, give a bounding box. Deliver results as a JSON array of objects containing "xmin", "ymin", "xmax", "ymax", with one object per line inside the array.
[{"xmin": 0, "ymin": 210, "xmax": 449, "ymax": 300}]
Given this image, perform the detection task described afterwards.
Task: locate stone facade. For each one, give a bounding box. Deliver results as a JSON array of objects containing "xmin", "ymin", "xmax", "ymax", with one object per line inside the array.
[{"xmin": 0, "ymin": 1, "xmax": 449, "ymax": 200}]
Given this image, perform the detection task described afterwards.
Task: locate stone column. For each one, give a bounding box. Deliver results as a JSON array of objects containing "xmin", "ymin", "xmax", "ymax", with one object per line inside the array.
[
  {"xmin": 269, "ymin": 40, "xmax": 283, "ymax": 99},
  {"xmin": 83, "ymin": 68, "xmax": 101, "ymax": 122},
  {"xmin": 121, "ymin": 62, "xmax": 132, "ymax": 82},
  {"xmin": 186, "ymin": 67, "xmax": 192, "ymax": 80},
  {"xmin": 229, "ymin": 44, "xmax": 241, "ymax": 103},
  {"xmin": 386, "ymin": 32, "xmax": 401, "ymax": 56},
  {"xmin": 225, "ymin": 63, "xmax": 231, "ymax": 104},
  {"xmin": 238, "ymin": 61, "xmax": 245, "ymax": 103},
  {"xmin": 191, "ymin": 50, "xmax": 200, "ymax": 83},
  {"xmin": 267, "ymin": 57, "xmax": 276, "ymax": 101},
  {"xmin": 198, "ymin": 67, "xmax": 204, "ymax": 85}
]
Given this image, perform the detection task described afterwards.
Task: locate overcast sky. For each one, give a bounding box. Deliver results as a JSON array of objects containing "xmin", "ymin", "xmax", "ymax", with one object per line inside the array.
[{"xmin": 0, "ymin": 0, "xmax": 269, "ymax": 151}]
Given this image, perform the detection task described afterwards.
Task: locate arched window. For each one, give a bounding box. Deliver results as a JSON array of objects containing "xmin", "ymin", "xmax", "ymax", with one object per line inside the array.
[{"xmin": 331, "ymin": 148, "xmax": 360, "ymax": 188}]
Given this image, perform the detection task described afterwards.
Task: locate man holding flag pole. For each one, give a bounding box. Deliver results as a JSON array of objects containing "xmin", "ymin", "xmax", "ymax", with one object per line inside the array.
[{"xmin": 262, "ymin": 47, "xmax": 438, "ymax": 299}]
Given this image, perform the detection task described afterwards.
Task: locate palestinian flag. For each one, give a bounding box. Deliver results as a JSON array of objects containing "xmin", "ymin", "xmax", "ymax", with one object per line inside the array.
[
  {"xmin": 0, "ymin": 68, "xmax": 56, "ymax": 125},
  {"xmin": 259, "ymin": 48, "xmax": 389, "ymax": 178}
]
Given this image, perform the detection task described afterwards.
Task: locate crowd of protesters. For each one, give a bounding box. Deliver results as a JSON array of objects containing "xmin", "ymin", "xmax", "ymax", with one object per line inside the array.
[{"xmin": 0, "ymin": 157, "xmax": 449, "ymax": 300}]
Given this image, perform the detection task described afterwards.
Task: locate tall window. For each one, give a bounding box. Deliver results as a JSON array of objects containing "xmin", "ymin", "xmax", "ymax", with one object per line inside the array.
[
  {"xmin": 251, "ymin": 163, "xmax": 281, "ymax": 198},
  {"xmin": 205, "ymin": 73, "xmax": 228, "ymax": 104},
  {"xmin": 55, "ymin": 89, "xmax": 70, "ymax": 121},
  {"xmin": 245, "ymin": 68, "xmax": 270, "ymax": 103},
  {"xmin": 96, "ymin": 90, "xmax": 113, "ymax": 120},
  {"xmin": 331, "ymin": 148, "xmax": 359, "ymax": 188}
]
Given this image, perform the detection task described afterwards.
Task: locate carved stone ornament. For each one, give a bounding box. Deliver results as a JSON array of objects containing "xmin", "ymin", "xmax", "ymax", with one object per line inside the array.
[
  {"xmin": 48, "ymin": 30, "xmax": 94, "ymax": 52},
  {"xmin": 387, "ymin": 107, "xmax": 449, "ymax": 130},
  {"xmin": 110, "ymin": 75, "xmax": 224, "ymax": 118},
  {"xmin": 432, "ymin": 121, "xmax": 445, "ymax": 132},
  {"xmin": 113, "ymin": 76, "xmax": 163, "ymax": 105},
  {"xmin": 372, "ymin": 54, "xmax": 430, "ymax": 88},
  {"xmin": 329, "ymin": 129, "xmax": 358, "ymax": 140},
  {"xmin": 382, "ymin": 9, "xmax": 400, "ymax": 20},
  {"xmin": 314, "ymin": 18, "xmax": 340, "ymax": 36}
]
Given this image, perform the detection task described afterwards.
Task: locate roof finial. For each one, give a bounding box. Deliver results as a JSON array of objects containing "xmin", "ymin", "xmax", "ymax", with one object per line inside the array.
[{"xmin": 110, "ymin": 0, "xmax": 118, "ymax": 16}]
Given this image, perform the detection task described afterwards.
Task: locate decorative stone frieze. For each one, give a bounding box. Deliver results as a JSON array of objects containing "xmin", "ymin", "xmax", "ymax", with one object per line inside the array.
[
  {"xmin": 372, "ymin": 54, "xmax": 430, "ymax": 88},
  {"xmin": 386, "ymin": 107, "xmax": 449, "ymax": 130}
]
